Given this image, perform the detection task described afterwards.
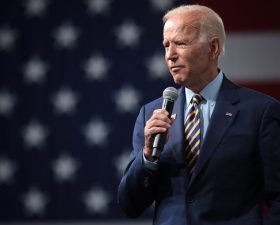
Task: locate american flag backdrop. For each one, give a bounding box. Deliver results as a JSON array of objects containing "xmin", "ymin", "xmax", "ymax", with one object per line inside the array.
[{"xmin": 0, "ymin": 0, "xmax": 279, "ymax": 224}]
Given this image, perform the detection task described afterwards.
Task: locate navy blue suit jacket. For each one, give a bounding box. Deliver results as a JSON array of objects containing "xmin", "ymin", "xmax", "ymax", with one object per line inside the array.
[{"xmin": 118, "ymin": 76, "xmax": 280, "ymax": 225}]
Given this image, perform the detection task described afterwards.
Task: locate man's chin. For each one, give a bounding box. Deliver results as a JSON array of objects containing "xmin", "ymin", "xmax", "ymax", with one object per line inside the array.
[{"xmin": 172, "ymin": 74, "xmax": 185, "ymax": 85}]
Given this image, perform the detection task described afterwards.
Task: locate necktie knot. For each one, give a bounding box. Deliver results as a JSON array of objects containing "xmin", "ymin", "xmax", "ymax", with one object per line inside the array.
[{"xmin": 191, "ymin": 94, "xmax": 203, "ymax": 106}]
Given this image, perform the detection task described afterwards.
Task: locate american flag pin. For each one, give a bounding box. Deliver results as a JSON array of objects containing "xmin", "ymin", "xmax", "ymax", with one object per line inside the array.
[
  {"xmin": 225, "ymin": 112, "xmax": 233, "ymax": 117},
  {"xmin": 171, "ymin": 113, "xmax": 177, "ymax": 119}
]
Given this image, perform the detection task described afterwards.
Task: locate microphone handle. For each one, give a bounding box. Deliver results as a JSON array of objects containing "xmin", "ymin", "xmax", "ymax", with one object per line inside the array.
[{"xmin": 152, "ymin": 99, "xmax": 174, "ymax": 160}]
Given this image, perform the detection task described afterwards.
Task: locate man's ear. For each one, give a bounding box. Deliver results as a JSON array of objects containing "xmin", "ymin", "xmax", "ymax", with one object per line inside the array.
[{"xmin": 209, "ymin": 38, "xmax": 220, "ymax": 60}]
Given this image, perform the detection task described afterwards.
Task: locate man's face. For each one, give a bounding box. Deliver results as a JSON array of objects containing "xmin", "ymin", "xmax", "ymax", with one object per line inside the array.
[{"xmin": 163, "ymin": 14, "xmax": 213, "ymax": 89}]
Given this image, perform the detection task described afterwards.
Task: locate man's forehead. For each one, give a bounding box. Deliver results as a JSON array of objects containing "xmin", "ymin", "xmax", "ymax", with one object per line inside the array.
[
  {"xmin": 164, "ymin": 15, "xmax": 201, "ymax": 31},
  {"xmin": 163, "ymin": 18, "xmax": 200, "ymax": 35}
]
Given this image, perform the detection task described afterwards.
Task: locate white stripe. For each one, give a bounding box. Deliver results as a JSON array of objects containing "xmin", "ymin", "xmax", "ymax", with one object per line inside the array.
[{"xmin": 219, "ymin": 31, "xmax": 280, "ymax": 82}]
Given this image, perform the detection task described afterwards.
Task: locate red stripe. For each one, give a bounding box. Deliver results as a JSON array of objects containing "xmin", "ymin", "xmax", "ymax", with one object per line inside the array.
[
  {"xmin": 238, "ymin": 81, "xmax": 280, "ymax": 101},
  {"xmin": 195, "ymin": 0, "xmax": 280, "ymax": 31}
]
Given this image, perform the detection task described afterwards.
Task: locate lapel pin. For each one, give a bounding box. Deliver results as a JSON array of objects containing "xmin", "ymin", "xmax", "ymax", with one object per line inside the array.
[
  {"xmin": 225, "ymin": 112, "xmax": 233, "ymax": 117},
  {"xmin": 171, "ymin": 113, "xmax": 177, "ymax": 120}
]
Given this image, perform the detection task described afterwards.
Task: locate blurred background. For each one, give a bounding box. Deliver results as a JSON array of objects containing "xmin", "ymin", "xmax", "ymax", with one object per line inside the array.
[{"xmin": 0, "ymin": 0, "xmax": 279, "ymax": 224}]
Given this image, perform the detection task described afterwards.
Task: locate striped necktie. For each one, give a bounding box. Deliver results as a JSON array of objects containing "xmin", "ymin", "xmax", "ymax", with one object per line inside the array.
[{"xmin": 185, "ymin": 93, "xmax": 203, "ymax": 174}]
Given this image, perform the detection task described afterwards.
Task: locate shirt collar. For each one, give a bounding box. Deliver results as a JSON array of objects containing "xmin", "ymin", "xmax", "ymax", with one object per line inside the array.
[{"xmin": 185, "ymin": 70, "xmax": 224, "ymax": 106}]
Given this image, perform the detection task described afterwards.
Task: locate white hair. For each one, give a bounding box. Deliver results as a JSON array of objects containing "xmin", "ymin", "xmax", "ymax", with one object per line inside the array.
[{"xmin": 163, "ymin": 4, "xmax": 226, "ymax": 56}]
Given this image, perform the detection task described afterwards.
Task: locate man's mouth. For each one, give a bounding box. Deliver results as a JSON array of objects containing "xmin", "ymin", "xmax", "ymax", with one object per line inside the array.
[{"xmin": 170, "ymin": 66, "xmax": 183, "ymax": 71}]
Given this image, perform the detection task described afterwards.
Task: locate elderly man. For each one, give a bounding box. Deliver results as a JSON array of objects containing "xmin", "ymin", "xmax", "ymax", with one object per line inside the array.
[{"xmin": 118, "ymin": 4, "xmax": 280, "ymax": 225}]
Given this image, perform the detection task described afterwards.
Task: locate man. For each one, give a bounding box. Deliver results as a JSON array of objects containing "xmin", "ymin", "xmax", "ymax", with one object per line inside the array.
[{"xmin": 118, "ymin": 4, "xmax": 280, "ymax": 225}]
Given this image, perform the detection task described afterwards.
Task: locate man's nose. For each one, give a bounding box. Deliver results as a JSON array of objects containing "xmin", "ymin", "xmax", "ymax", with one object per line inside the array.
[{"xmin": 166, "ymin": 44, "xmax": 178, "ymax": 61}]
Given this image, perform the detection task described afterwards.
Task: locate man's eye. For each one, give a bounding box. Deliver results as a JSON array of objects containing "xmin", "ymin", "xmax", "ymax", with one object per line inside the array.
[
  {"xmin": 177, "ymin": 41, "xmax": 188, "ymax": 46},
  {"xmin": 163, "ymin": 43, "xmax": 169, "ymax": 48}
]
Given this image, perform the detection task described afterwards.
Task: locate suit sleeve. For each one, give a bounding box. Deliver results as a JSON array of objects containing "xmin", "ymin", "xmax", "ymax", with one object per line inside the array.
[
  {"xmin": 260, "ymin": 99, "xmax": 280, "ymax": 225},
  {"xmin": 117, "ymin": 105, "xmax": 158, "ymax": 218}
]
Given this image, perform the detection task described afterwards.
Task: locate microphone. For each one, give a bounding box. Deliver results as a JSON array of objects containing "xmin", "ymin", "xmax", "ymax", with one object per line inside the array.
[{"xmin": 152, "ymin": 87, "xmax": 179, "ymax": 160}]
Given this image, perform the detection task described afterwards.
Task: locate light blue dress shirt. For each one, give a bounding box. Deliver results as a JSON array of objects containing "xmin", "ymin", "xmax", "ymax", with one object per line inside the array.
[
  {"xmin": 143, "ymin": 71, "xmax": 224, "ymax": 168},
  {"xmin": 184, "ymin": 70, "xmax": 223, "ymax": 144}
]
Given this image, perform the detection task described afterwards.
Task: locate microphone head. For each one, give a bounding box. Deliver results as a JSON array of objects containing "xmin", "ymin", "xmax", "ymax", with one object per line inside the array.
[{"xmin": 163, "ymin": 87, "xmax": 178, "ymax": 102}]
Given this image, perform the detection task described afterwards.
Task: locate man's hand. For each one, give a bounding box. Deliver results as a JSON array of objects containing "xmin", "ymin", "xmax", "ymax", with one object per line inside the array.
[{"xmin": 144, "ymin": 109, "xmax": 175, "ymax": 161}]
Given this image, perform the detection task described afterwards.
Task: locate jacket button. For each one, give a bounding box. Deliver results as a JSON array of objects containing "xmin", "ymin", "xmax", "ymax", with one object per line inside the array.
[
  {"xmin": 143, "ymin": 177, "xmax": 149, "ymax": 187},
  {"xmin": 188, "ymin": 196, "xmax": 194, "ymax": 203}
]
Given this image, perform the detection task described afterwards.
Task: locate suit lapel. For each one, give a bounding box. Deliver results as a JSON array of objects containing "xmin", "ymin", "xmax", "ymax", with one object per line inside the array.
[{"xmin": 188, "ymin": 77, "xmax": 240, "ymax": 186}]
